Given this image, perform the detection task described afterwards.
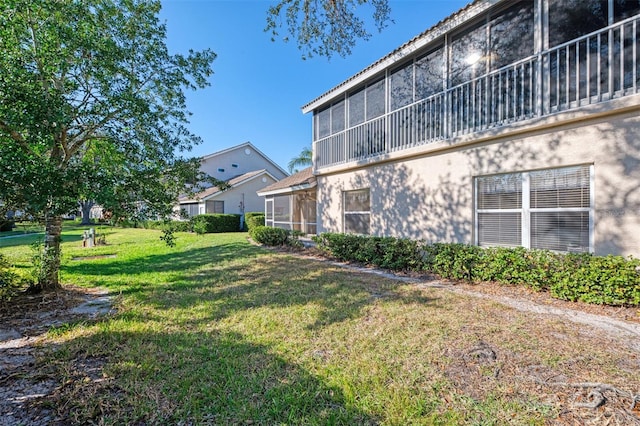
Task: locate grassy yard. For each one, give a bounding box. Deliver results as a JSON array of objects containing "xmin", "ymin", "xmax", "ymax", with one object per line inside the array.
[{"xmin": 1, "ymin": 227, "xmax": 639, "ymax": 424}]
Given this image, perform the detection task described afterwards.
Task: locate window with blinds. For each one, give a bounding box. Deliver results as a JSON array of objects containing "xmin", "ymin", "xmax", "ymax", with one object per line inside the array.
[
  {"xmin": 212, "ymin": 200, "xmax": 224, "ymax": 214},
  {"xmin": 476, "ymin": 174, "xmax": 522, "ymax": 246},
  {"xmin": 182, "ymin": 203, "xmax": 200, "ymax": 218},
  {"xmin": 476, "ymin": 165, "xmax": 592, "ymax": 252},
  {"xmin": 344, "ymin": 189, "xmax": 370, "ymax": 234}
]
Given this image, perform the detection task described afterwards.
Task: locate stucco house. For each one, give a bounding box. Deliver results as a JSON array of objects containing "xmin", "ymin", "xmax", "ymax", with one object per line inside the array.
[
  {"xmin": 178, "ymin": 142, "xmax": 288, "ymax": 218},
  {"xmin": 302, "ymin": 0, "xmax": 640, "ymax": 257}
]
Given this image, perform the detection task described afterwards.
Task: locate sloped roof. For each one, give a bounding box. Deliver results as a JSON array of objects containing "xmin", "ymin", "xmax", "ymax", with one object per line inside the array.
[
  {"xmin": 301, "ymin": 0, "xmax": 495, "ymax": 113},
  {"xmin": 199, "ymin": 141, "xmax": 289, "ymax": 177},
  {"xmin": 257, "ymin": 167, "xmax": 316, "ymax": 196},
  {"xmin": 180, "ymin": 169, "xmax": 270, "ymax": 203}
]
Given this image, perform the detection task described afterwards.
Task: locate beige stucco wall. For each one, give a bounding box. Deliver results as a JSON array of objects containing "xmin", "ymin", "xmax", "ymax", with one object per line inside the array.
[{"xmin": 316, "ymin": 105, "xmax": 640, "ymax": 257}]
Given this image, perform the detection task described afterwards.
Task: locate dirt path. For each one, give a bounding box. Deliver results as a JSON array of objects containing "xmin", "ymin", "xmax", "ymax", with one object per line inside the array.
[{"xmin": 0, "ymin": 287, "xmax": 114, "ymax": 425}]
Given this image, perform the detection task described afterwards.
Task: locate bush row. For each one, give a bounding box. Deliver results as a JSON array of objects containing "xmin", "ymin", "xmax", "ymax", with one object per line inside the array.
[
  {"xmin": 191, "ymin": 214, "xmax": 241, "ymax": 234},
  {"xmin": 141, "ymin": 220, "xmax": 192, "ymax": 232},
  {"xmin": 122, "ymin": 211, "xmax": 266, "ymax": 234},
  {"xmin": 312, "ymin": 233, "xmax": 423, "ymax": 271},
  {"xmin": 312, "ymin": 233, "xmax": 640, "ymax": 306}
]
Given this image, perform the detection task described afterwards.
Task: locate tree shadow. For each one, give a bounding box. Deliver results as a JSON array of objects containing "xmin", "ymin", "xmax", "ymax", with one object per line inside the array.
[
  {"xmin": 586, "ymin": 115, "xmax": 640, "ymax": 255},
  {"xmin": 141, "ymin": 254, "xmax": 441, "ymax": 330},
  {"xmin": 63, "ymin": 237, "xmax": 440, "ymax": 330},
  {"xmin": 34, "ymin": 329, "xmax": 379, "ymax": 424},
  {"xmin": 316, "ymin": 99, "xmax": 640, "ymax": 257},
  {"xmin": 62, "ymin": 242, "xmax": 263, "ymax": 285}
]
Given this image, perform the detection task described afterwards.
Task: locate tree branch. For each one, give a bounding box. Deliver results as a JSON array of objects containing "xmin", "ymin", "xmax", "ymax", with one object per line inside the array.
[{"xmin": 0, "ymin": 120, "xmax": 30, "ymax": 152}]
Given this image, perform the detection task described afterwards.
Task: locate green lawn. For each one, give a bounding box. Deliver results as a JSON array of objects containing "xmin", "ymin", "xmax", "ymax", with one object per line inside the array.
[{"xmin": 1, "ymin": 227, "xmax": 638, "ymax": 424}]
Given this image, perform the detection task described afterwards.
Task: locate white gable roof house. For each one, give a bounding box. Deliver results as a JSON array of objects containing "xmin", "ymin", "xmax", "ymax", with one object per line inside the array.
[{"xmin": 178, "ymin": 142, "xmax": 288, "ymax": 218}]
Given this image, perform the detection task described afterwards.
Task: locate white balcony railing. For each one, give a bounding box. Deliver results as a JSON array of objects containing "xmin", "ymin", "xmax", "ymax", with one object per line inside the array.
[{"xmin": 314, "ymin": 16, "xmax": 640, "ymax": 171}]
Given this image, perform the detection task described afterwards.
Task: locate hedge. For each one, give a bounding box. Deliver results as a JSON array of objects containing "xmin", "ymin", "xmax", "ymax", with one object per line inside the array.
[
  {"xmin": 312, "ymin": 232, "xmax": 640, "ymax": 306},
  {"xmin": 312, "ymin": 233, "xmax": 422, "ymax": 271},
  {"xmin": 250, "ymin": 226, "xmax": 289, "ymax": 246},
  {"xmin": 244, "ymin": 212, "xmax": 264, "ymax": 221},
  {"xmin": 245, "ymin": 213, "xmax": 265, "ymax": 232},
  {"xmin": 191, "ymin": 214, "xmax": 241, "ymax": 233},
  {"xmin": 142, "ymin": 220, "xmax": 192, "ymax": 232}
]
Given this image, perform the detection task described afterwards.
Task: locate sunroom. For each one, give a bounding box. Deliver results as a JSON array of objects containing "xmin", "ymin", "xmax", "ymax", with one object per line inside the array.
[
  {"xmin": 305, "ymin": 0, "xmax": 640, "ymax": 172},
  {"xmin": 257, "ymin": 167, "xmax": 317, "ymax": 235}
]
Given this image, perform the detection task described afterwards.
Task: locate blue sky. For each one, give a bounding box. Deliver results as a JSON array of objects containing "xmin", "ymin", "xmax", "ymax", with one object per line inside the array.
[{"xmin": 160, "ymin": 0, "xmax": 470, "ymax": 172}]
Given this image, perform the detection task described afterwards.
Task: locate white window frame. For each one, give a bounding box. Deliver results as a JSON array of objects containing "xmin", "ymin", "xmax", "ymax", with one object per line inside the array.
[
  {"xmin": 474, "ymin": 165, "xmax": 594, "ymax": 252},
  {"xmin": 343, "ymin": 188, "xmax": 371, "ymax": 235},
  {"xmin": 265, "ymin": 198, "xmax": 274, "ymax": 227}
]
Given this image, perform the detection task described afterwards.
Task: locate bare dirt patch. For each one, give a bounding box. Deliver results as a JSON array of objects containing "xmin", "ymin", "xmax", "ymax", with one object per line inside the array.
[{"xmin": 0, "ymin": 286, "xmax": 114, "ymax": 425}]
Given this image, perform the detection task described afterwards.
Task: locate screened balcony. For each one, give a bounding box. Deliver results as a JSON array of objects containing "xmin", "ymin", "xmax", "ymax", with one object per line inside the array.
[{"xmin": 312, "ymin": 2, "xmax": 640, "ymax": 171}]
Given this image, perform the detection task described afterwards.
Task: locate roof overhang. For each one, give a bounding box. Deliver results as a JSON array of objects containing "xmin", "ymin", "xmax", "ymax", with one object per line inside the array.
[
  {"xmin": 257, "ymin": 180, "xmax": 317, "ymax": 197},
  {"xmin": 301, "ymin": 0, "xmax": 500, "ymax": 114},
  {"xmin": 180, "ymin": 170, "xmax": 278, "ymax": 203}
]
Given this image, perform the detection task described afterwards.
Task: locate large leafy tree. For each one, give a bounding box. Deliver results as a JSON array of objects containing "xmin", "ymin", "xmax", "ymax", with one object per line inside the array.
[
  {"xmin": 266, "ymin": 0, "xmax": 392, "ymax": 59},
  {"xmin": 0, "ymin": 0, "xmax": 216, "ymax": 290}
]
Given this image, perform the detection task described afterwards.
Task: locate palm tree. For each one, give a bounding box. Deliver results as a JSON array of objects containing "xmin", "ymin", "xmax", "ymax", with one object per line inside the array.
[{"xmin": 288, "ymin": 146, "xmax": 313, "ymax": 173}]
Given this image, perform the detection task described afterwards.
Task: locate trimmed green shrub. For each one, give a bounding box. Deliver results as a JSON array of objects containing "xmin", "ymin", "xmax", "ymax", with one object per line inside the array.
[
  {"xmin": 139, "ymin": 220, "xmax": 192, "ymax": 232},
  {"xmin": 245, "ymin": 214, "xmax": 265, "ymax": 232},
  {"xmin": 472, "ymin": 247, "xmax": 561, "ymax": 290},
  {"xmin": 312, "ymin": 232, "xmax": 640, "ymax": 306},
  {"xmin": 170, "ymin": 221, "xmax": 192, "ymax": 233},
  {"xmin": 245, "ymin": 212, "xmax": 264, "ymax": 221},
  {"xmin": 313, "ymin": 233, "xmax": 367, "ymax": 262},
  {"xmin": 423, "ymin": 243, "xmax": 482, "ymax": 280},
  {"xmin": 550, "ymin": 254, "xmax": 640, "ymax": 305},
  {"xmin": 313, "ymin": 233, "xmax": 423, "ymax": 271},
  {"xmin": 250, "ymin": 226, "xmax": 289, "ymax": 246},
  {"xmin": 190, "ymin": 214, "xmax": 241, "ymax": 233}
]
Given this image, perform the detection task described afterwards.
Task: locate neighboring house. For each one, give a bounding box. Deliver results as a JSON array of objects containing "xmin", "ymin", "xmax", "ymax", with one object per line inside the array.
[
  {"xmin": 302, "ymin": 0, "xmax": 640, "ymax": 257},
  {"xmin": 178, "ymin": 142, "xmax": 288, "ymax": 218},
  {"xmin": 257, "ymin": 167, "xmax": 317, "ymax": 234}
]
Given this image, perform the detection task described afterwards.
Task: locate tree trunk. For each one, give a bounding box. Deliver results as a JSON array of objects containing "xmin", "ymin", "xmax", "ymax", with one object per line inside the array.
[
  {"xmin": 79, "ymin": 200, "xmax": 94, "ymax": 225},
  {"xmin": 40, "ymin": 215, "xmax": 63, "ymax": 290}
]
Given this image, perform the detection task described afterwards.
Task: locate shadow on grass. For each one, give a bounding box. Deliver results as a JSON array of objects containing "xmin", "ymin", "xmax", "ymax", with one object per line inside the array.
[
  {"xmin": 42, "ymin": 329, "xmax": 378, "ymax": 424},
  {"xmin": 64, "ymin": 238, "xmax": 439, "ymax": 330},
  {"xmin": 147, "ymin": 254, "xmax": 440, "ymax": 331},
  {"xmin": 63, "ymin": 241, "xmax": 262, "ymax": 282}
]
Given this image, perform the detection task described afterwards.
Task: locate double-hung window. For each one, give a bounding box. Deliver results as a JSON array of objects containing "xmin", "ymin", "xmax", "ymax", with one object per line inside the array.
[
  {"xmin": 344, "ymin": 189, "xmax": 370, "ymax": 234},
  {"xmin": 211, "ymin": 200, "xmax": 224, "ymax": 214},
  {"xmin": 476, "ymin": 165, "xmax": 593, "ymax": 252}
]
